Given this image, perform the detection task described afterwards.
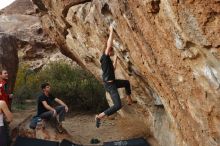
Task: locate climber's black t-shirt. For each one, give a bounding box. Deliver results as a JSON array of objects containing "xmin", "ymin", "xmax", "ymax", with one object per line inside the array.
[
  {"xmin": 100, "ymin": 54, "xmax": 115, "ymax": 81},
  {"xmin": 37, "ymin": 93, "xmax": 55, "ymax": 115}
]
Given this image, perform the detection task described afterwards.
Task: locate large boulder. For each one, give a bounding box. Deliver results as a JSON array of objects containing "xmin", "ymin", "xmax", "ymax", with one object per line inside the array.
[
  {"xmin": 0, "ymin": 0, "xmax": 73, "ymax": 70},
  {"xmin": 25, "ymin": 0, "xmax": 220, "ymax": 145}
]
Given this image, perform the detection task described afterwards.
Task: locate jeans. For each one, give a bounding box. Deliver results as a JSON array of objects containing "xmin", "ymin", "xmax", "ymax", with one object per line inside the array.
[
  {"xmin": 0, "ymin": 126, "xmax": 6, "ymax": 146},
  {"xmin": 103, "ymin": 79, "xmax": 131, "ymax": 116},
  {"xmin": 3, "ymin": 119, "xmax": 11, "ymax": 146},
  {"xmin": 39, "ymin": 106, "xmax": 66, "ymax": 122}
]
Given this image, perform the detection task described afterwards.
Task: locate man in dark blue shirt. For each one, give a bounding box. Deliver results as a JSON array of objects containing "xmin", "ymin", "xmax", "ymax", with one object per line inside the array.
[
  {"xmin": 37, "ymin": 82, "xmax": 69, "ymax": 133},
  {"xmin": 96, "ymin": 25, "xmax": 136, "ymax": 128}
]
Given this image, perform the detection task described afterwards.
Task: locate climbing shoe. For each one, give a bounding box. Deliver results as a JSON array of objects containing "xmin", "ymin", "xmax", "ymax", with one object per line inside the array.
[{"xmin": 56, "ymin": 123, "xmax": 64, "ymax": 133}]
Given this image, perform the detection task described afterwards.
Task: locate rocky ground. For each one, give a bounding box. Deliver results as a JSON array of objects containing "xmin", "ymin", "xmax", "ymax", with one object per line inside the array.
[
  {"xmin": 63, "ymin": 109, "xmax": 158, "ymax": 145},
  {"xmin": 11, "ymin": 101, "xmax": 158, "ymax": 146}
]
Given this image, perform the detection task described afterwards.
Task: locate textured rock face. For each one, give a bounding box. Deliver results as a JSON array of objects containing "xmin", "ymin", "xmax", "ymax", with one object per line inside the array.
[
  {"xmin": 0, "ymin": 0, "xmax": 73, "ymax": 70},
  {"xmin": 33, "ymin": 0, "xmax": 220, "ymax": 146}
]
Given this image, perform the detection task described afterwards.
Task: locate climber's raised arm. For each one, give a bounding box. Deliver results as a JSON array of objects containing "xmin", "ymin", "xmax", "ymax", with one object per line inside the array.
[{"xmin": 105, "ymin": 25, "xmax": 114, "ymax": 55}]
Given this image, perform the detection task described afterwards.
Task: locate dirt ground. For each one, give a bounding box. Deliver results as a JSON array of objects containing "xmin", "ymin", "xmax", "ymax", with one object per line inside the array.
[
  {"xmin": 11, "ymin": 101, "xmax": 158, "ymax": 146},
  {"xmin": 62, "ymin": 111, "xmax": 157, "ymax": 145}
]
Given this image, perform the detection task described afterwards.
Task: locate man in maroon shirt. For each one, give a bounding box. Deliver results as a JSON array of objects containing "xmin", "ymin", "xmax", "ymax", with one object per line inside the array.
[
  {"xmin": 0, "ymin": 69, "xmax": 13, "ymax": 109},
  {"xmin": 0, "ymin": 69, "xmax": 13, "ymax": 146}
]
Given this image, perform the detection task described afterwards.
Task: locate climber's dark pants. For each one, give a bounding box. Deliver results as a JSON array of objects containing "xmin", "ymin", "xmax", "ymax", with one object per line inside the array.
[{"xmin": 103, "ymin": 79, "xmax": 131, "ymax": 116}]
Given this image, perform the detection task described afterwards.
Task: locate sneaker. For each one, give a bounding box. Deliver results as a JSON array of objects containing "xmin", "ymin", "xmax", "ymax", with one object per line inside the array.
[
  {"xmin": 41, "ymin": 119, "xmax": 46, "ymax": 129},
  {"xmin": 56, "ymin": 123, "xmax": 64, "ymax": 133},
  {"xmin": 95, "ymin": 115, "xmax": 101, "ymax": 128}
]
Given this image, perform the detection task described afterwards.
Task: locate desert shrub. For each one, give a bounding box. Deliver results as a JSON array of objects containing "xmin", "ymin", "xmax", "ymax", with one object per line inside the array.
[{"xmin": 14, "ymin": 62, "xmax": 108, "ymax": 112}]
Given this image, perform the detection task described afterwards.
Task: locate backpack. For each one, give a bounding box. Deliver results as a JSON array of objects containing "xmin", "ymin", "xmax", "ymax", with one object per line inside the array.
[{"xmin": 29, "ymin": 116, "xmax": 41, "ymax": 129}]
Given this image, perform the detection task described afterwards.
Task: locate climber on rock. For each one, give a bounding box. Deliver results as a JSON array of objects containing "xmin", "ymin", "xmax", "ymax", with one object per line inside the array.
[
  {"xmin": 95, "ymin": 25, "xmax": 136, "ymax": 128},
  {"xmin": 37, "ymin": 82, "xmax": 69, "ymax": 133}
]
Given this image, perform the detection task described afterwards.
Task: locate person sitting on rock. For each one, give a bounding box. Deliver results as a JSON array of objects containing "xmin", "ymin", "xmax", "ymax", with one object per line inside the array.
[
  {"xmin": 37, "ymin": 82, "xmax": 69, "ymax": 133},
  {"xmin": 95, "ymin": 25, "xmax": 136, "ymax": 128},
  {"xmin": 0, "ymin": 100, "xmax": 13, "ymax": 146}
]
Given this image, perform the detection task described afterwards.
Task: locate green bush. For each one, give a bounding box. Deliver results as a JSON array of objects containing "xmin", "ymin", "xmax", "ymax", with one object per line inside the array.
[{"xmin": 14, "ymin": 62, "xmax": 108, "ymax": 112}]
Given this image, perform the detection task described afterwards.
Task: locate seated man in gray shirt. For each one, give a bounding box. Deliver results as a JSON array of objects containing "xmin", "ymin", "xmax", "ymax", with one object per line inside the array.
[{"xmin": 37, "ymin": 82, "xmax": 69, "ymax": 133}]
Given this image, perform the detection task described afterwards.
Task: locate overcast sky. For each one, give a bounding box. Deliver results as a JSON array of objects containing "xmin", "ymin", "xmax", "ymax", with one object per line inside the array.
[{"xmin": 0, "ymin": 0, "xmax": 15, "ymax": 10}]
